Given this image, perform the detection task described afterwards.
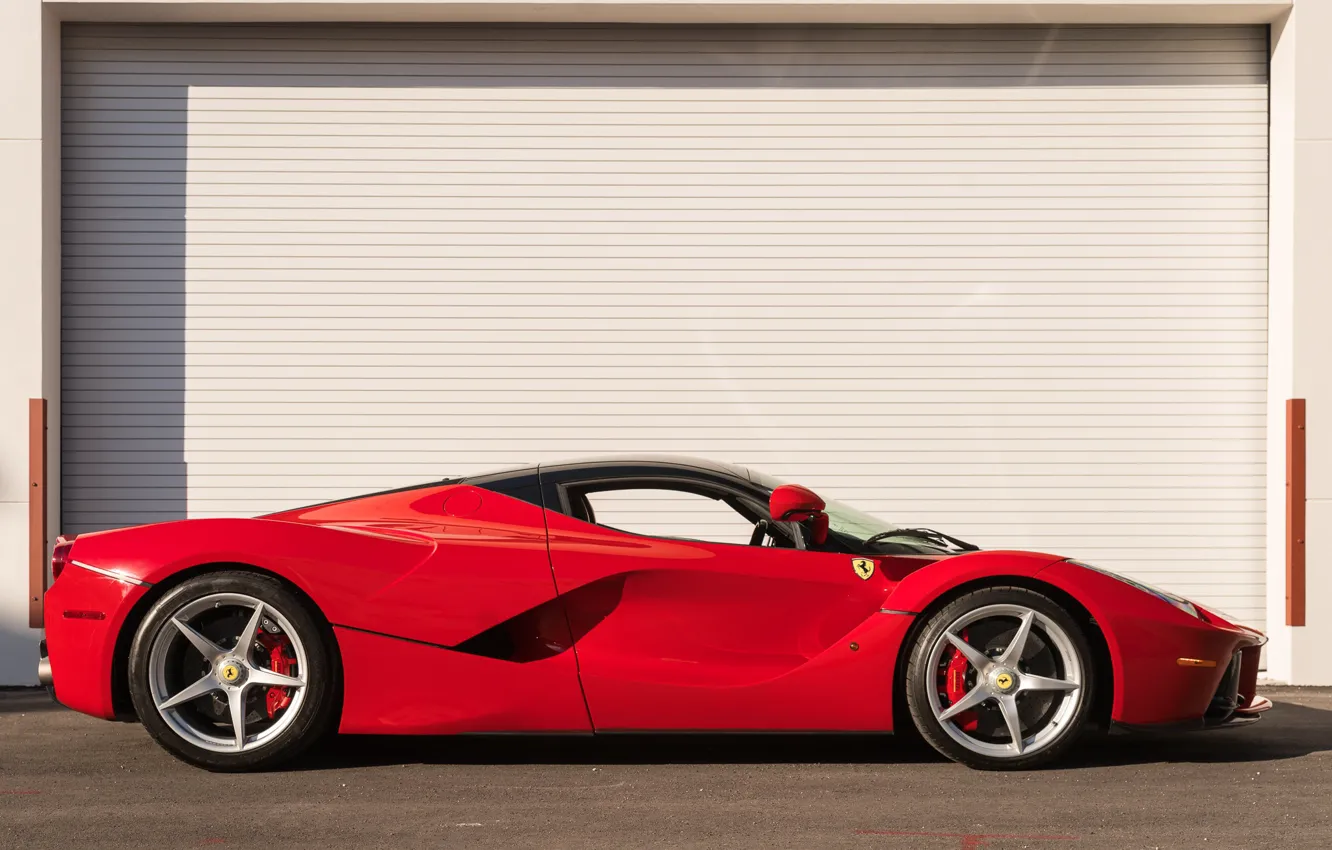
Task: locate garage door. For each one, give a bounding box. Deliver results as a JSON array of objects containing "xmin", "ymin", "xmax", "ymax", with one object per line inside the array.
[{"xmin": 62, "ymin": 23, "xmax": 1269, "ymax": 626}]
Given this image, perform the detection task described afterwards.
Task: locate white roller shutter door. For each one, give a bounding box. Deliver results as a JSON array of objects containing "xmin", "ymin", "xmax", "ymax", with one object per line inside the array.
[{"xmin": 62, "ymin": 23, "xmax": 1269, "ymax": 626}]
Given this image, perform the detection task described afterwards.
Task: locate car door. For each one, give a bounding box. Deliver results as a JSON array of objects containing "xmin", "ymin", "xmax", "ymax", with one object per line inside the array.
[
  {"xmin": 543, "ymin": 470, "xmax": 896, "ymax": 731},
  {"xmin": 294, "ymin": 480, "xmax": 591, "ymax": 733}
]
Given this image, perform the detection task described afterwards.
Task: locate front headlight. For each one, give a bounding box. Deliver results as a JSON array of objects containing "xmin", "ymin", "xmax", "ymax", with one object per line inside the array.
[{"xmin": 1067, "ymin": 560, "xmax": 1201, "ymax": 619}]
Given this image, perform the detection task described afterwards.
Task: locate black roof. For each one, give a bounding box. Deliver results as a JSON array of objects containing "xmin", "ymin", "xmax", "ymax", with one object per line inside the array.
[
  {"xmin": 463, "ymin": 455, "xmax": 768, "ymax": 508},
  {"xmin": 275, "ymin": 455, "xmax": 768, "ymax": 516},
  {"xmin": 537, "ymin": 454, "xmax": 755, "ymax": 482}
]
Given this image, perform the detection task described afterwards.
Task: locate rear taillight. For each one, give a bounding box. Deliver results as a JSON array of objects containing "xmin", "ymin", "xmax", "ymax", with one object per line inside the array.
[{"xmin": 51, "ymin": 536, "xmax": 76, "ymax": 581}]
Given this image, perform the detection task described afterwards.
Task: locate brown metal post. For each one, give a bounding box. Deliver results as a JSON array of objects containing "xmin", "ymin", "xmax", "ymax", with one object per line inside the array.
[
  {"xmin": 28, "ymin": 398, "xmax": 48, "ymax": 629},
  {"xmin": 1287, "ymin": 398, "xmax": 1306, "ymax": 627}
]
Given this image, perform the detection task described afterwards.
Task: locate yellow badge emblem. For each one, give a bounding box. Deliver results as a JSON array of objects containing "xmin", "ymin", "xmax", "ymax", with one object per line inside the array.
[
  {"xmin": 851, "ymin": 558, "xmax": 875, "ymax": 581},
  {"xmin": 221, "ymin": 664, "xmax": 240, "ymax": 683},
  {"xmin": 996, "ymin": 672, "xmax": 1014, "ymax": 690}
]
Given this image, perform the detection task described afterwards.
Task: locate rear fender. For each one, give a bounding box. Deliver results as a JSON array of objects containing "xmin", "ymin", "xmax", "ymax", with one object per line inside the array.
[{"xmin": 65, "ymin": 518, "xmax": 435, "ymax": 632}]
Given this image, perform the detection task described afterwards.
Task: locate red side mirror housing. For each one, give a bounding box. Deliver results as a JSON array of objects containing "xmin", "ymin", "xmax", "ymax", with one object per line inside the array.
[{"xmin": 769, "ymin": 484, "xmax": 829, "ymax": 545}]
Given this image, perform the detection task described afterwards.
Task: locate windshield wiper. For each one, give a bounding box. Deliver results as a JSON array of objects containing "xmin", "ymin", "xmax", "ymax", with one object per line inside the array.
[{"xmin": 863, "ymin": 528, "xmax": 980, "ymax": 552}]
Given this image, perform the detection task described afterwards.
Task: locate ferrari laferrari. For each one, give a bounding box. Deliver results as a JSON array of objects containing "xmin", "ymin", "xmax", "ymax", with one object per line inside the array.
[{"xmin": 39, "ymin": 455, "xmax": 1269, "ymax": 771}]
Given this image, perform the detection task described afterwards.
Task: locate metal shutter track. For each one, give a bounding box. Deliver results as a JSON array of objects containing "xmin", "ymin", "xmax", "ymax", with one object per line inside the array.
[{"xmin": 62, "ymin": 23, "xmax": 1269, "ymax": 626}]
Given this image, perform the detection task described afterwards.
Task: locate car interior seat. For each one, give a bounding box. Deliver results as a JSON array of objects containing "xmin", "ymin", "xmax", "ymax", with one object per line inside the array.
[{"xmin": 570, "ymin": 491, "xmax": 597, "ymax": 524}]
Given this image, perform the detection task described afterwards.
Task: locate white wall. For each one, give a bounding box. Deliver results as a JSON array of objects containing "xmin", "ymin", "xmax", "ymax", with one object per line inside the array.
[
  {"xmin": 1263, "ymin": 3, "xmax": 1332, "ymax": 685},
  {"xmin": 1286, "ymin": 0, "xmax": 1332, "ymax": 683},
  {"xmin": 0, "ymin": 1, "xmax": 57, "ymax": 686}
]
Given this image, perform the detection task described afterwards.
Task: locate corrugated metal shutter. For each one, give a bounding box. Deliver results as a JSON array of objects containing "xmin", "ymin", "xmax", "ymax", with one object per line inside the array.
[{"xmin": 62, "ymin": 23, "xmax": 1269, "ymax": 626}]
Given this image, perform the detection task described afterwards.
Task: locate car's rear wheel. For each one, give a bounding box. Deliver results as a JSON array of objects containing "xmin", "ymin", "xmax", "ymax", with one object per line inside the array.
[
  {"xmin": 904, "ymin": 586, "xmax": 1094, "ymax": 770},
  {"xmin": 128, "ymin": 571, "xmax": 337, "ymax": 771}
]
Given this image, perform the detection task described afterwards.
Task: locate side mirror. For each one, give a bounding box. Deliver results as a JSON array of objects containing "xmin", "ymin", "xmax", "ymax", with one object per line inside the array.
[{"xmin": 769, "ymin": 484, "xmax": 829, "ymax": 545}]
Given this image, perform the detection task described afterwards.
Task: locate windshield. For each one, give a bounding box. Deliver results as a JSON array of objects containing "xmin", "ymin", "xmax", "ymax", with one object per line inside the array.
[
  {"xmin": 745, "ymin": 467, "xmax": 955, "ymax": 555},
  {"xmin": 822, "ymin": 497, "xmax": 902, "ymax": 539},
  {"xmin": 822, "ymin": 498, "xmax": 962, "ymax": 554}
]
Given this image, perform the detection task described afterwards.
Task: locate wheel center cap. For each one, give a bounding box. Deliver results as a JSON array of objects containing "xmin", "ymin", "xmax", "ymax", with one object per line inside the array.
[
  {"xmin": 218, "ymin": 659, "xmax": 246, "ymax": 687},
  {"xmin": 992, "ymin": 669, "xmax": 1018, "ymax": 693}
]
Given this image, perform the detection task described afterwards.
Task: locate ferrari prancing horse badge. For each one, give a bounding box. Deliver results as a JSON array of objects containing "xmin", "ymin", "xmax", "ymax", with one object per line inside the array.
[{"xmin": 851, "ymin": 558, "xmax": 875, "ymax": 581}]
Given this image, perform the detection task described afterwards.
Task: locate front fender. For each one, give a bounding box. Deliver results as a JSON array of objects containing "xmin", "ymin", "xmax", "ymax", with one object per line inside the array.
[
  {"xmin": 1035, "ymin": 559, "xmax": 1264, "ymax": 725},
  {"xmin": 881, "ymin": 549, "xmax": 1068, "ymax": 614}
]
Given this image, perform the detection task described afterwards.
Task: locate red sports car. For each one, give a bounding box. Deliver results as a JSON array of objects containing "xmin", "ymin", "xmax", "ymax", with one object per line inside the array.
[{"xmin": 39, "ymin": 455, "xmax": 1269, "ymax": 771}]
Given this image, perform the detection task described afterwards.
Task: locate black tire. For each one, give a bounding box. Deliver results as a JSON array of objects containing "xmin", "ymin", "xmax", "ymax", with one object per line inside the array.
[
  {"xmin": 128, "ymin": 571, "xmax": 339, "ymax": 771},
  {"xmin": 904, "ymin": 586, "xmax": 1095, "ymax": 770}
]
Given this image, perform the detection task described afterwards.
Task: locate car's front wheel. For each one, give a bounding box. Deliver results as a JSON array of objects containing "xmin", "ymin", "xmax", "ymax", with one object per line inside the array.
[
  {"xmin": 128, "ymin": 571, "xmax": 338, "ymax": 771},
  {"xmin": 904, "ymin": 586, "xmax": 1094, "ymax": 770}
]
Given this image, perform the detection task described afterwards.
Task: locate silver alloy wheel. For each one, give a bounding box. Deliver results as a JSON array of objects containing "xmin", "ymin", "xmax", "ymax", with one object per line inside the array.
[
  {"xmin": 925, "ymin": 603, "xmax": 1084, "ymax": 759},
  {"xmin": 146, "ymin": 592, "xmax": 309, "ymax": 754}
]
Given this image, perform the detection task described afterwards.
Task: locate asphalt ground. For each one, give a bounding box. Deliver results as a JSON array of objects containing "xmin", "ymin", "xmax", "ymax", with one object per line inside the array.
[{"xmin": 2, "ymin": 686, "xmax": 1330, "ymax": 850}]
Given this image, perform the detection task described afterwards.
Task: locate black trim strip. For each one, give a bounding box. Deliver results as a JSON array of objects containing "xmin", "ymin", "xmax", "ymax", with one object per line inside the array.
[
  {"xmin": 421, "ymin": 730, "xmax": 890, "ymax": 737},
  {"xmin": 1109, "ymin": 714, "xmax": 1262, "ymax": 735},
  {"xmin": 332, "ymin": 619, "xmax": 571, "ymax": 664},
  {"xmin": 332, "ymin": 622, "xmax": 454, "ymax": 651}
]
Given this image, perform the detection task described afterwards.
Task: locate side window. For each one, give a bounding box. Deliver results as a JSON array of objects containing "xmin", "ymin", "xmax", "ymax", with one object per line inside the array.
[{"xmin": 580, "ymin": 487, "xmax": 758, "ymax": 546}]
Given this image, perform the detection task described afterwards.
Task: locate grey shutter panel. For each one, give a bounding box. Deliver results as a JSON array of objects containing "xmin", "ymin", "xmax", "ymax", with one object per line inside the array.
[{"xmin": 62, "ymin": 23, "xmax": 1269, "ymax": 626}]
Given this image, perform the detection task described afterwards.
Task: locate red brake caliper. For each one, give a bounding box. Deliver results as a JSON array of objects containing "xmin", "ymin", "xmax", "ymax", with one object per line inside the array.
[
  {"xmin": 256, "ymin": 632, "xmax": 295, "ymax": 719},
  {"xmin": 944, "ymin": 629, "xmax": 980, "ymax": 732}
]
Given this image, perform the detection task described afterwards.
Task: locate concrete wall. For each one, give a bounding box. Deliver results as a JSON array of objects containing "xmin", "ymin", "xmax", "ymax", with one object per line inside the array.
[{"xmin": 5, "ymin": 0, "xmax": 1330, "ymax": 685}]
